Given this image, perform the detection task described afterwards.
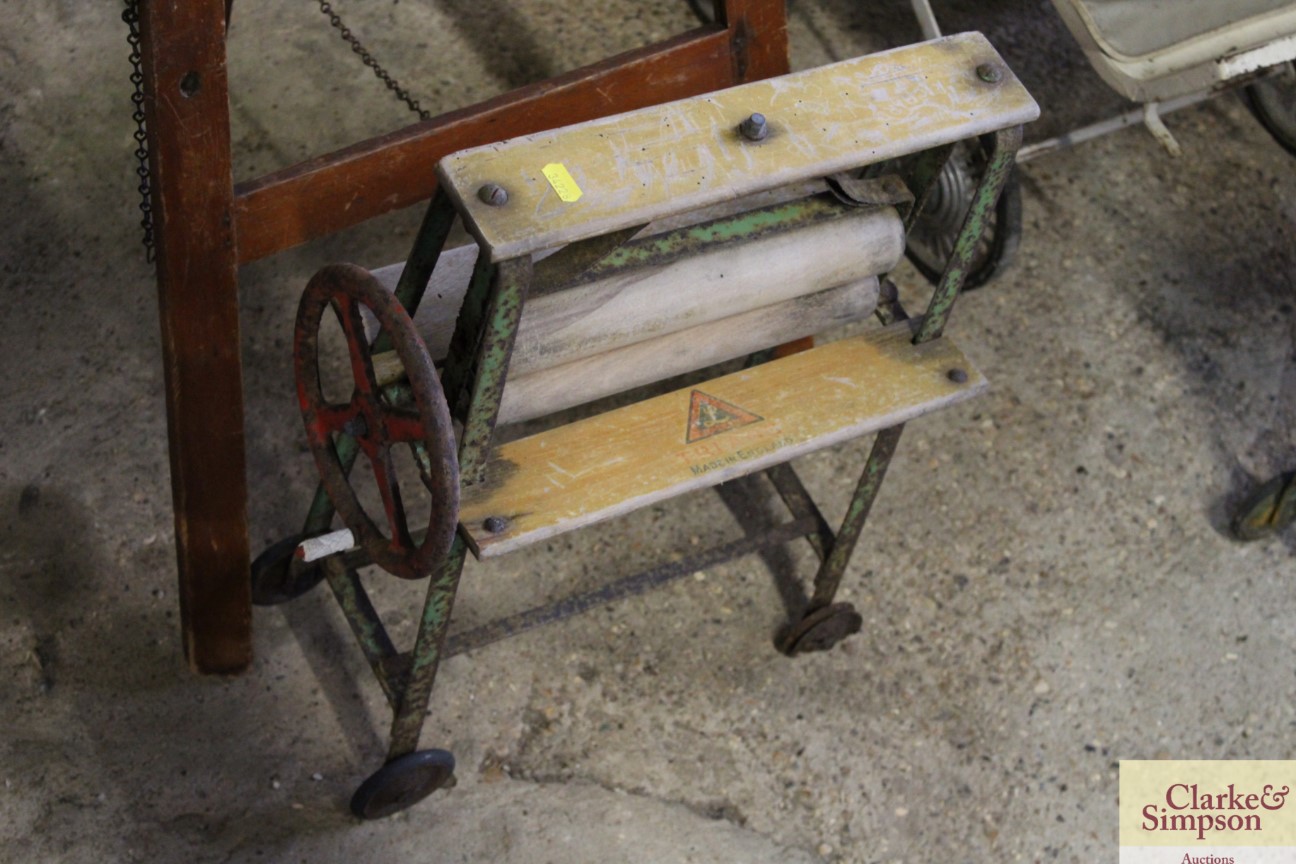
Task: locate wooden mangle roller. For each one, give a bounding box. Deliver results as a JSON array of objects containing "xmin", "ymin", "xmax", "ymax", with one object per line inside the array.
[{"xmin": 369, "ymin": 182, "xmax": 905, "ymax": 424}]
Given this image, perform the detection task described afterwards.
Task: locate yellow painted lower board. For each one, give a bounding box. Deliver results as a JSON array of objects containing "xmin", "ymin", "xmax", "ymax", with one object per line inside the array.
[{"xmin": 459, "ymin": 320, "xmax": 986, "ymax": 558}]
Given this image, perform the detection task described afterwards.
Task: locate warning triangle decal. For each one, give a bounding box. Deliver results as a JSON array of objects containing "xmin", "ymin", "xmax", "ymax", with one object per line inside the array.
[{"xmin": 686, "ymin": 390, "xmax": 764, "ymax": 444}]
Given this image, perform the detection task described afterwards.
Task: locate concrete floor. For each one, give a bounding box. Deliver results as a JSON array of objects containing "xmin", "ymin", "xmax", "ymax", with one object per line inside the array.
[{"xmin": 3, "ymin": 1, "xmax": 1295, "ymax": 862}]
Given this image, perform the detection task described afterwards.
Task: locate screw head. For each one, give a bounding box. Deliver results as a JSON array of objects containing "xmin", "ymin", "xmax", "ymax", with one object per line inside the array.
[
  {"xmin": 976, "ymin": 63, "xmax": 1003, "ymax": 84},
  {"xmin": 947, "ymin": 368, "xmax": 969, "ymax": 384},
  {"xmin": 477, "ymin": 183, "xmax": 509, "ymax": 206},
  {"xmin": 739, "ymin": 112, "xmax": 769, "ymax": 142},
  {"xmin": 483, "ymin": 516, "xmax": 508, "ymax": 534}
]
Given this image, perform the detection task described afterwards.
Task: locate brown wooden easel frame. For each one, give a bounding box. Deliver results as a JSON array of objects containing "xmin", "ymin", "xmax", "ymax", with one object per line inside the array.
[{"xmin": 137, "ymin": 0, "xmax": 790, "ymax": 673}]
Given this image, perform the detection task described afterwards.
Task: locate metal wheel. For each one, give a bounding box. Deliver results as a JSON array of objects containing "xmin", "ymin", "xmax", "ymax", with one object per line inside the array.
[
  {"xmin": 906, "ymin": 135, "xmax": 1023, "ymax": 291},
  {"xmin": 1245, "ymin": 63, "xmax": 1296, "ymax": 158},
  {"xmin": 350, "ymin": 749, "xmax": 456, "ymax": 820},
  {"xmin": 295, "ymin": 264, "xmax": 460, "ymax": 581},
  {"xmin": 779, "ymin": 602, "xmax": 863, "ymax": 656},
  {"xmin": 1231, "ymin": 471, "xmax": 1296, "ymax": 541},
  {"xmin": 250, "ymin": 534, "xmax": 325, "ymax": 606}
]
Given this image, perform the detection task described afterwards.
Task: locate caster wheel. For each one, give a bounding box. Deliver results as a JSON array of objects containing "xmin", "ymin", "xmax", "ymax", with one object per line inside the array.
[
  {"xmin": 250, "ymin": 534, "xmax": 325, "ymax": 606},
  {"xmin": 779, "ymin": 603, "xmax": 863, "ymax": 656},
  {"xmin": 350, "ymin": 749, "xmax": 456, "ymax": 820},
  {"xmin": 906, "ymin": 134, "xmax": 1023, "ymax": 291},
  {"xmin": 1231, "ymin": 471, "xmax": 1296, "ymax": 542}
]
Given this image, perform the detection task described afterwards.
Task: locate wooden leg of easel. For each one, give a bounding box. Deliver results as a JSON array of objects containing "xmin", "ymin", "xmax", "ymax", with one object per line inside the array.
[{"xmin": 140, "ymin": 0, "xmax": 252, "ymax": 674}]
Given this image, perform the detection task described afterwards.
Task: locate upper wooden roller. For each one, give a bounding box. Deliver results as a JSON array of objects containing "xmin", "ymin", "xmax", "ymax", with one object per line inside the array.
[{"xmin": 437, "ymin": 32, "xmax": 1039, "ymax": 261}]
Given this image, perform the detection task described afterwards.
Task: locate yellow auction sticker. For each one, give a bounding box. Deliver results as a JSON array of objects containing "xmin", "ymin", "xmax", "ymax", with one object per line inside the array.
[
  {"xmin": 1120, "ymin": 761, "xmax": 1295, "ymax": 864},
  {"xmin": 541, "ymin": 162, "xmax": 582, "ymax": 203}
]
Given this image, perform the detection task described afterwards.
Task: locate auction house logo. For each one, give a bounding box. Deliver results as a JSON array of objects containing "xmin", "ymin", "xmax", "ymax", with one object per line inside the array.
[
  {"xmin": 1121, "ymin": 762, "xmax": 1296, "ymax": 864},
  {"xmin": 1142, "ymin": 782, "xmax": 1290, "ymax": 840}
]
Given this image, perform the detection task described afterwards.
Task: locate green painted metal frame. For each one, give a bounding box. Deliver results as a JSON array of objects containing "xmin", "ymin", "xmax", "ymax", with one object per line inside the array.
[
  {"xmin": 290, "ymin": 122, "xmax": 1026, "ymax": 786},
  {"xmin": 803, "ymin": 125, "xmax": 1024, "ymax": 611}
]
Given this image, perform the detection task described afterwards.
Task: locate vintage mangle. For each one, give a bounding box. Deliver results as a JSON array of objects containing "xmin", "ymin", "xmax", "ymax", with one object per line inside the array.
[{"xmin": 253, "ymin": 33, "xmax": 1037, "ymax": 818}]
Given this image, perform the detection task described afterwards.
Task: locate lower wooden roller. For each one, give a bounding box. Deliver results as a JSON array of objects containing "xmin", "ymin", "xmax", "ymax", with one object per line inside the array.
[{"xmin": 495, "ymin": 277, "xmax": 878, "ymax": 425}]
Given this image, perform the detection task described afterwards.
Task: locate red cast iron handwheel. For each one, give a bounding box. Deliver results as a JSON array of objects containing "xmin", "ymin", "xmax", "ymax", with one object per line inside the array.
[{"xmin": 294, "ymin": 264, "xmax": 459, "ymax": 580}]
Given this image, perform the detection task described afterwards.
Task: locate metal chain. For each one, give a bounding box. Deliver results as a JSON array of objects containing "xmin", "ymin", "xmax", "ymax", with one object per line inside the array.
[
  {"xmin": 316, "ymin": 0, "xmax": 432, "ymax": 121},
  {"xmin": 117, "ymin": 0, "xmax": 428, "ymax": 264},
  {"xmin": 121, "ymin": 0, "xmax": 155, "ymax": 263}
]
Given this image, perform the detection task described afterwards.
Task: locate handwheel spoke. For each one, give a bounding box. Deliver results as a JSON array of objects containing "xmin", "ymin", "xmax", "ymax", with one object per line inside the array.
[
  {"xmin": 368, "ymin": 444, "xmax": 414, "ymax": 551},
  {"xmin": 383, "ymin": 407, "xmax": 426, "ymax": 444},
  {"xmin": 314, "ymin": 402, "xmax": 362, "ymax": 436},
  {"xmin": 332, "ymin": 293, "xmax": 382, "ymax": 397}
]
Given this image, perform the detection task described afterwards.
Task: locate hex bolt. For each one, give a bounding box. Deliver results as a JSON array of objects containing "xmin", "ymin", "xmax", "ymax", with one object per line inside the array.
[
  {"xmin": 739, "ymin": 112, "xmax": 769, "ymax": 142},
  {"xmin": 483, "ymin": 515, "xmax": 508, "ymax": 534},
  {"xmin": 976, "ymin": 63, "xmax": 1003, "ymax": 84},
  {"xmin": 947, "ymin": 368, "xmax": 969, "ymax": 384},
  {"xmin": 477, "ymin": 183, "xmax": 509, "ymax": 206}
]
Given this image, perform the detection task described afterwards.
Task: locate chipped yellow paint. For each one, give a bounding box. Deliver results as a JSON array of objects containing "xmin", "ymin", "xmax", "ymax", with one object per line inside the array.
[
  {"xmin": 438, "ymin": 32, "xmax": 1038, "ymax": 261},
  {"xmin": 459, "ymin": 321, "xmax": 987, "ymax": 558}
]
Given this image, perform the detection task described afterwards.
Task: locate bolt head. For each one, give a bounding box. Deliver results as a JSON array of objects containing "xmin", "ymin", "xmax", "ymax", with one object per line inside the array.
[
  {"xmin": 976, "ymin": 63, "xmax": 1003, "ymax": 84},
  {"xmin": 739, "ymin": 112, "xmax": 769, "ymax": 142},
  {"xmin": 483, "ymin": 516, "xmax": 508, "ymax": 534},
  {"xmin": 947, "ymin": 368, "xmax": 969, "ymax": 384},
  {"xmin": 477, "ymin": 183, "xmax": 509, "ymax": 206}
]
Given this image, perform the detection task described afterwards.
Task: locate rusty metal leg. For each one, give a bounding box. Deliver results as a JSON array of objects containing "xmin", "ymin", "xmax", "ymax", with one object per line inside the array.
[
  {"xmin": 809, "ymin": 425, "xmax": 904, "ymax": 610},
  {"xmin": 781, "ymin": 130, "xmax": 1025, "ymax": 657},
  {"xmin": 384, "ymin": 255, "xmax": 533, "ymax": 756},
  {"xmin": 777, "ymin": 426, "xmax": 902, "ymax": 656},
  {"xmin": 139, "ymin": 0, "xmax": 250, "ymax": 674},
  {"xmin": 764, "ymin": 463, "xmax": 834, "ymax": 562},
  {"xmin": 386, "ymin": 534, "xmax": 470, "ymax": 757},
  {"xmin": 321, "ymin": 557, "xmax": 401, "ymax": 705},
  {"xmin": 390, "ymin": 187, "xmax": 458, "ymax": 320},
  {"xmin": 444, "ymin": 257, "xmax": 535, "ymax": 481}
]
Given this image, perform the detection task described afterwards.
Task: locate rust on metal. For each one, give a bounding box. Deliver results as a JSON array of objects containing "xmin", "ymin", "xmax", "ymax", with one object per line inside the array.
[
  {"xmin": 572, "ymin": 193, "xmax": 873, "ymax": 287},
  {"xmin": 294, "ymin": 264, "xmax": 460, "ymax": 580},
  {"xmin": 779, "ymin": 603, "xmax": 863, "ymax": 655},
  {"xmin": 914, "ymin": 125, "xmax": 1024, "ymax": 344},
  {"xmin": 454, "ymin": 257, "xmax": 534, "ymax": 484}
]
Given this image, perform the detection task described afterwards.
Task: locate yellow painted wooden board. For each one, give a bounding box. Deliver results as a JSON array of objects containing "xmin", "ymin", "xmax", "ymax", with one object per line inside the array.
[
  {"xmin": 438, "ymin": 32, "xmax": 1038, "ymax": 261},
  {"xmin": 459, "ymin": 321, "xmax": 987, "ymax": 558}
]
